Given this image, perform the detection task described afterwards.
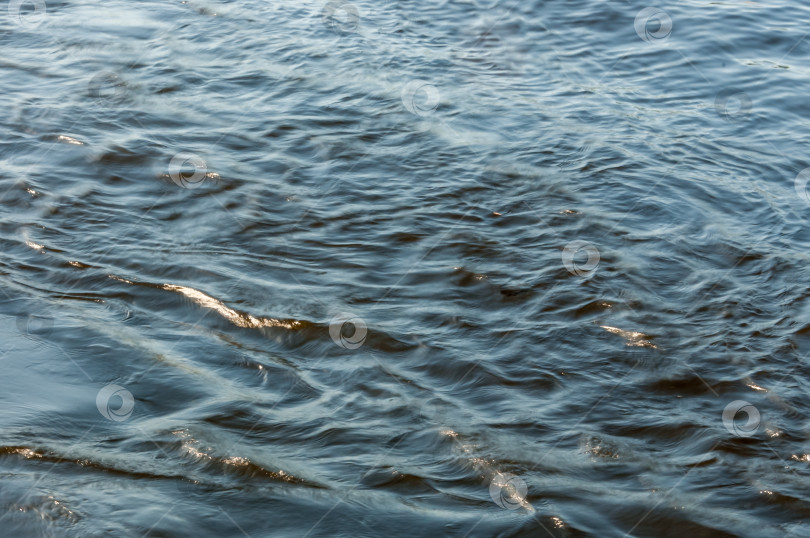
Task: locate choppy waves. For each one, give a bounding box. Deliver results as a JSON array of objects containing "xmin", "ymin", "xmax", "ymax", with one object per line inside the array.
[{"xmin": 2, "ymin": 0, "xmax": 810, "ymax": 536}]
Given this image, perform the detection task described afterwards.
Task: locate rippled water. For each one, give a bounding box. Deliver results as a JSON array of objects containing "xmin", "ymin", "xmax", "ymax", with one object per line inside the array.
[{"xmin": 3, "ymin": 0, "xmax": 810, "ymax": 536}]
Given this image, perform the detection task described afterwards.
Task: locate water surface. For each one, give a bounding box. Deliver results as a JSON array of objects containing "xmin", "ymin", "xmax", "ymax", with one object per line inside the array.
[{"xmin": 3, "ymin": 0, "xmax": 810, "ymax": 536}]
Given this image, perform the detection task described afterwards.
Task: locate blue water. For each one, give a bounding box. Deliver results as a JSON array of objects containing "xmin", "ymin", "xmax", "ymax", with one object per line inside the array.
[{"xmin": 3, "ymin": 0, "xmax": 810, "ymax": 536}]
